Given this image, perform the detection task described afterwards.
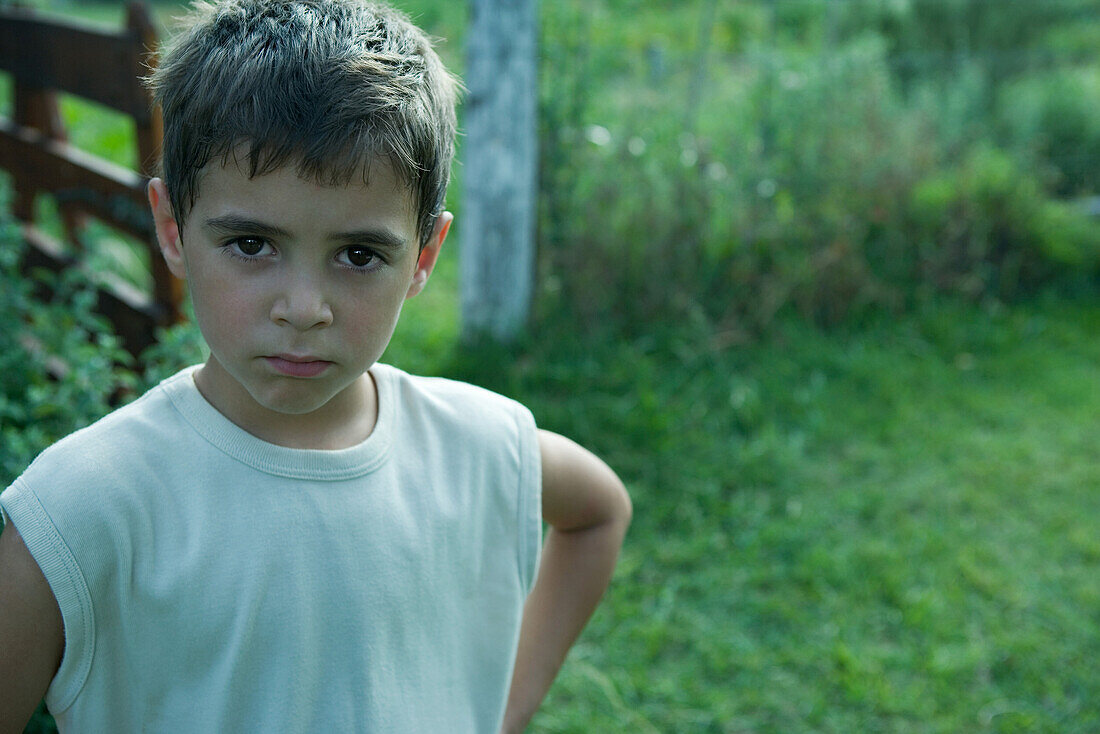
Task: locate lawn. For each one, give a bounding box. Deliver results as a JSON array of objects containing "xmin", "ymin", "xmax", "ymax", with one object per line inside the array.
[{"xmin": 440, "ymin": 295, "xmax": 1100, "ymax": 733}]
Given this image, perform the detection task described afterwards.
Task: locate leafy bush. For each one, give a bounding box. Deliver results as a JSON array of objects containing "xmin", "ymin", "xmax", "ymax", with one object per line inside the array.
[
  {"xmin": 0, "ymin": 221, "xmax": 135, "ymax": 485},
  {"xmin": 906, "ymin": 146, "xmax": 1100, "ymax": 300},
  {"xmin": 998, "ymin": 68, "xmax": 1100, "ymax": 197},
  {"xmin": 535, "ymin": 0, "xmax": 1100, "ymax": 339},
  {"xmin": 837, "ymin": 0, "xmax": 1100, "ymax": 86}
]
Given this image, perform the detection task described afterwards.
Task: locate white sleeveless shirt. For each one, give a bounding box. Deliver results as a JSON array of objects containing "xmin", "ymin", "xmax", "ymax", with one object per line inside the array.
[{"xmin": 1, "ymin": 364, "xmax": 542, "ymax": 732}]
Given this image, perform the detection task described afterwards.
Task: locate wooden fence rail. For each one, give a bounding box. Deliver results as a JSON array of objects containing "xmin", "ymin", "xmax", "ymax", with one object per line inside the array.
[{"xmin": 0, "ymin": 2, "xmax": 182, "ymax": 357}]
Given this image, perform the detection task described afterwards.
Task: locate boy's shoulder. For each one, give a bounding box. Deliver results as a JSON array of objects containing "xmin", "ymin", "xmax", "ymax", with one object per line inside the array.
[
  {"xmin": 377, "ymin": 363, "xmax": 535, "ymax": 438},
  {"xmin": 375, "ymin": 364, "xmax": 540, "ymax": 478},
  {"xmin": 17, "ymin": 367, "xmax": 197, "ymax": 485}
]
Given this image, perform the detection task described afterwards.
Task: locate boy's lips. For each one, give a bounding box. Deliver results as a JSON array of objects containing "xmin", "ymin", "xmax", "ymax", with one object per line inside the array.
[{"xmin": 263, "ymin": 355, "xmax": 333, "ymax": 378}]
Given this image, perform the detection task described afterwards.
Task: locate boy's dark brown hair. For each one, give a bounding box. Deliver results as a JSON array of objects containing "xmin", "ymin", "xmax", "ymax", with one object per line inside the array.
[{"xmin": 146, "ymin": 0, "xmax": 460, "ymax": 246}]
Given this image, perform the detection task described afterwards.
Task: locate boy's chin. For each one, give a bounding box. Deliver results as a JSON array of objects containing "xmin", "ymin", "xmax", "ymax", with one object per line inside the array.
[{"xmin": 247, "ymin": 383, "xmax": 349, "ymax": 418}]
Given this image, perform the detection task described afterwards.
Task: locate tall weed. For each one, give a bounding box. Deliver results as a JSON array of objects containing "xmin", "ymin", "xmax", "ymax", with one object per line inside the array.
[{"xmin": 536, "ymin": 0, "xmax": 1100, "ymax": 338}]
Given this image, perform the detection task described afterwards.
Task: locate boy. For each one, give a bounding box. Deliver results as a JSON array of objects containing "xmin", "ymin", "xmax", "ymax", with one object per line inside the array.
[{"xmin": 0, "ymin": 1, "xmax": 631, "ymax": 731}]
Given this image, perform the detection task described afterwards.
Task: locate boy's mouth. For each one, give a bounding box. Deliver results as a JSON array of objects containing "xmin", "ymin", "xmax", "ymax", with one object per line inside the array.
[{"xmin": 264, "ymin": 355, "xmax": 333, "ymax": 378}]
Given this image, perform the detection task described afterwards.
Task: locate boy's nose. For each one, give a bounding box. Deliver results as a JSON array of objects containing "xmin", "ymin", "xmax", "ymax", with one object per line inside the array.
[{"xmin": 269, "ymin": 284, "xmax": 333, "ymax": 330}]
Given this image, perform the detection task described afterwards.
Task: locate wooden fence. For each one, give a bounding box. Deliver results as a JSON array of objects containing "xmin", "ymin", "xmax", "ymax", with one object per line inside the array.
[{"xmin": 0, "ymin": 2, "xmax": 182, "ymax": 357}]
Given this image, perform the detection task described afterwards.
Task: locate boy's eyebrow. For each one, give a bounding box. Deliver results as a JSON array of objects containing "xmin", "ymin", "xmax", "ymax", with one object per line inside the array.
[
  {"xmin": 329, "ymin": 228, "xmax": 409, "ymax": 250},
  {"xmin": 204, "ymin": 215, "xmax": 289, "ymax": 239},
  {"xmin": 203, "ymin": 215, "xmax": 409, "ymax": 250}
]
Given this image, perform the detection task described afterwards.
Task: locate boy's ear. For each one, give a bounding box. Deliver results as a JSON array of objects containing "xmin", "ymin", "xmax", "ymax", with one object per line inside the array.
[
  {"xmin": 147, "ymin": 178, "xmax": 187, "ymax": 280},
  {"xmin": 406, "ymin": 211, "xmax": 452, "ymax": 300}
]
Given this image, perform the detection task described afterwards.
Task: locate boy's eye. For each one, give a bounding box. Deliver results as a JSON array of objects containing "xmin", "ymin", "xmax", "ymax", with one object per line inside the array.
[
  {"xmin": 230, "ymin": 237, "xmax": 270, "ymax": 257},
  {"xmin": 341, "ymin": 246, "xmax": 379, "ymax": 269}
]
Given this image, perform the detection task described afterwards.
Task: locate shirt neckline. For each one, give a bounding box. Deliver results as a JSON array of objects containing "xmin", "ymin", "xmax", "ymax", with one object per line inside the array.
[{"xmin": 161, "ymin": 363, "xmax": 395, "ymax": 480}]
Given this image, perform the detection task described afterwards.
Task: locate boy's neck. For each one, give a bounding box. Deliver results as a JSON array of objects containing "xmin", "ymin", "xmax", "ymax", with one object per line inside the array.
[{"xmin": 192, "ymin": 358, "xmax": 379, "ymax": 450}]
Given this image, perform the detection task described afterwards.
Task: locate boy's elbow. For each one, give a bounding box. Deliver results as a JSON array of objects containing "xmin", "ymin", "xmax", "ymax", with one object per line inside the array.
[
  {"xmin": 612, "ymin": 475, "xmax": 633, "ymax": 529},
  {"xmin": 538, "ymin": 430, "xmax": 632, "ymax": 532}
]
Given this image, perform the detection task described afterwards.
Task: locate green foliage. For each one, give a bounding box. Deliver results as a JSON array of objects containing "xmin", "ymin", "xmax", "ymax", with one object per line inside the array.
[
  {"xmin": 0, "ymin": 222, "xmax": 136, "ymax": 486},
  {"xmin": 998, "ymin": 67, "xmax": 1100, "ymax": 197},
  {"xmin": 138, "ymin": 321, "xmax": 208, "ymax": 386},
  {"xmin": 907, "ymin": 146, "xmax": 1100, "ymax": 299},
  {"xmin": 536, "ymin": 0, "xmax": 1100, "ymax": 338},
  {"xmin": 22, "ymin": 703, "xmax": 55, "ymax": 734},
  {"xmin": 838, "ymin": 0, "xmax": 1100, "ymax": 78},
  {"xmin": 539, "ymin": 25, "xmax": 915, "ymax": 333}
]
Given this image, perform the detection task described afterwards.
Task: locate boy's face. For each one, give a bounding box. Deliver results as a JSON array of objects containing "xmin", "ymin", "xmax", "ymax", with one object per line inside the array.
[{"xmin": 148, "ymin": 153, "xmax": 449, "ymax": 446}]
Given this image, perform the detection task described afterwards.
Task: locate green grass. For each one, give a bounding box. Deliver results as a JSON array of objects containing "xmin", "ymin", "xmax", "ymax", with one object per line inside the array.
[{"xmin": 459, "ymin": 297, "xmax": 1100, "ymax": 733}]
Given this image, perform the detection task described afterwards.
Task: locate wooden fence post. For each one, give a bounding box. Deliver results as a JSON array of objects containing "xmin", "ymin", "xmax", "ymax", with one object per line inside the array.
[{"xmin": 460, "ymin": 0, "xmax": 539, "ymax": 342}]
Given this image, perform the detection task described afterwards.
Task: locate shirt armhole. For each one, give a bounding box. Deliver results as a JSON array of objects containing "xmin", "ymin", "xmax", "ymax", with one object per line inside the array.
[
  {"xmin": 514, "ymin": 404, "xmax": 542, "ymax": 595},
  {"xmin": 0, "ymin": 481, "xmax": 95, "ymax": 713}
]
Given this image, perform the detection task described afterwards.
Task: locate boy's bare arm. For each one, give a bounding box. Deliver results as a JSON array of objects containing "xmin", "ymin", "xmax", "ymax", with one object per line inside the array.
[
  {"xmin": 500, "ymin": 430, "xmax": 633, "ymax": 734},
  {"xmin": 0, "ymin": 525, "xmax": 64, "ymax": 734}
]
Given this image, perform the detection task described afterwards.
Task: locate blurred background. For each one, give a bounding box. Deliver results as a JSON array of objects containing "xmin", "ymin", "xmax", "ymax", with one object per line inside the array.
[{"xmin": 2, "ymin": 0, "xmax": 1100, "ymax": 731}]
